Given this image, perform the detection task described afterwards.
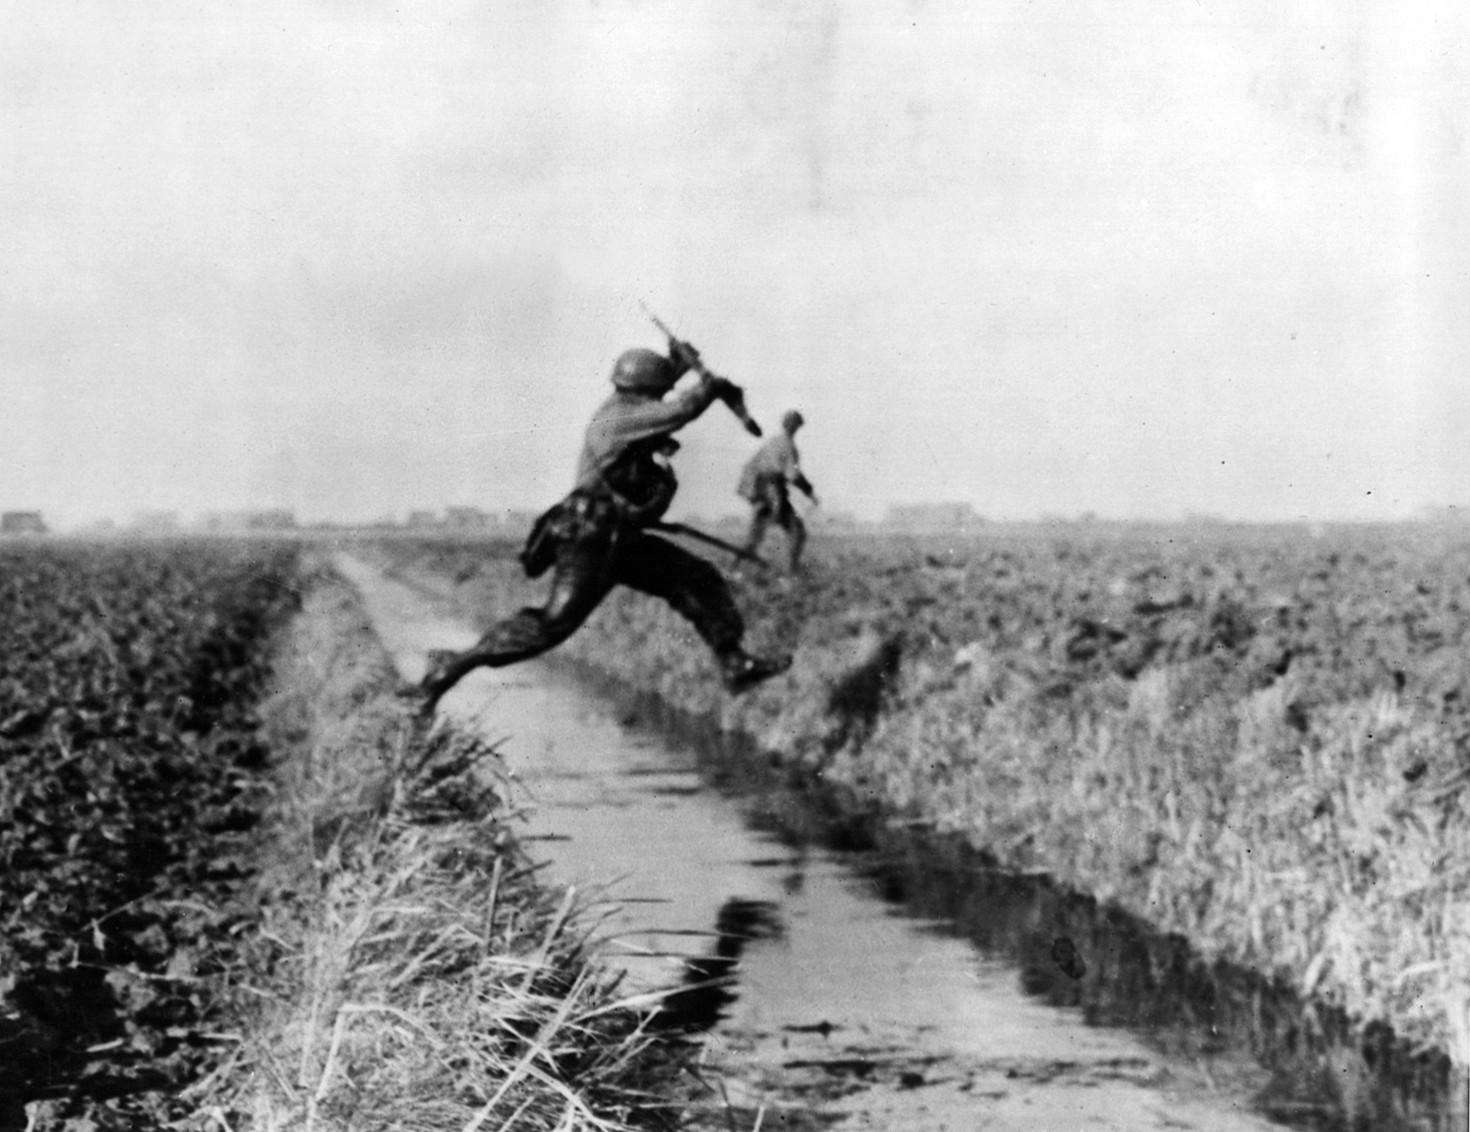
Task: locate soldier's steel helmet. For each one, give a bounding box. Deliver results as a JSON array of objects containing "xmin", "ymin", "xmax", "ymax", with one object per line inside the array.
[
  {"xmin": 782, "ymin": 409, "xmax": 805, "ymax": 431},
  {"xmin": 610, "ymin": 348, "xmax": 675, "ymax": 392}
]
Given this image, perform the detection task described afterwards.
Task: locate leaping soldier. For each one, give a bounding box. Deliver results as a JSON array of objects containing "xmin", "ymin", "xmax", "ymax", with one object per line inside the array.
[{"xmin": 414, "ymin": 337, "xmax": 792, "ymax": 715}]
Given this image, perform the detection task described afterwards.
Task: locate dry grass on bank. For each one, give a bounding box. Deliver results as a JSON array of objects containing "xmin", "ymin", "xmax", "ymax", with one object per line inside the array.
[{"xmin": 185, "ymin": 564, "xmax": 689, "ymax": 1132}]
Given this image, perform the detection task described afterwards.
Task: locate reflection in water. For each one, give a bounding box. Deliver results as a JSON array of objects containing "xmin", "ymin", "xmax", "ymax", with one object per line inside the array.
[
  {"xmin": 866, "ymin": 839, "xmax": 1456, "ymax": 1132},
  {"xmin": 575, "ymin": 666, "xmax": 1460, "ymax": 1132},
  {"xmin": 652, "ymin": 898, "xmax": 784, "ymax": 1034}
]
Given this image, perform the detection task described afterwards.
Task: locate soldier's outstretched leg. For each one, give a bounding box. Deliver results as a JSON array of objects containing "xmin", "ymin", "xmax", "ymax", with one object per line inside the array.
[
  {"xmin": 742, "ymin": 508, "xmax": 770, "ymax": 559},
  {"xmin": 786, "ymin": 513, "xmax": 808, "ymax": 573},
  {"xmin": 418, "ymin": 537, "xmax": 613, "ymax": 712},
  {"xmin": 614, "ymin": 532, "xmax": 790, "ymax": 693}
]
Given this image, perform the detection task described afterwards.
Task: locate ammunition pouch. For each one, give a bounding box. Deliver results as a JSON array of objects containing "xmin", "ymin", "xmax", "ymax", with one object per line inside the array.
[
  {"xmin": 603, "ymin": 449, "xmax": 677, "ymax": 527},
  {"xmin": 518, "ymin": 490, "xmax": 619, "ymax": 578},
  {"xmin": 518, "ymin": 449, "xmax": 678, "ymax": 579}
]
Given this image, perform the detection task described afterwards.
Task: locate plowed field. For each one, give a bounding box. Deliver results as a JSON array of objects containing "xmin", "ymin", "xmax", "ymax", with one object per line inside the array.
[{"xmin": 0, "ymin": 539, "xmax": 299, "ymax": 1128}]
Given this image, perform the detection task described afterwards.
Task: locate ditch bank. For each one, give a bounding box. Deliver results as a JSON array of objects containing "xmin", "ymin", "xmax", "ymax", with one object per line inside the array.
[
  {"xmin": 363, "ymin": 536, "xmax": 1463, "ymax": 1131},
  {"xmin": 181, "ymin": 557, "xmax": 702, "ymax": 1132}
]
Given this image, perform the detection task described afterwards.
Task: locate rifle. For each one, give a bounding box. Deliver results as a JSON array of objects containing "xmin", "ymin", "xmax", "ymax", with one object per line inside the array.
[
  {"xmin": 649, "ymin": 521, "xmax": 771, "ymax": 570},
  {"xmin": 641, "ymin": 302, "xmax": 763, "ymax": 438}
]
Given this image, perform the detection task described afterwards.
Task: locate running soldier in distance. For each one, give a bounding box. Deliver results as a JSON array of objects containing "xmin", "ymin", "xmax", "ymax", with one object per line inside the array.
[
  {"xmin": 414, "ymin": 342, "xmax": 792, "ymax": 715},
  {"xmin": 738, "ymin": 410, "xmax": 818, "ymax": 572}
]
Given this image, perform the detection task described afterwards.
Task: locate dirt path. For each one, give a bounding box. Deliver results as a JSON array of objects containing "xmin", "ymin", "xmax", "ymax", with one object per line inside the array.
[{"xmin": 337, "ymin": 555, "xmax": 1293, "ymax": 1131}]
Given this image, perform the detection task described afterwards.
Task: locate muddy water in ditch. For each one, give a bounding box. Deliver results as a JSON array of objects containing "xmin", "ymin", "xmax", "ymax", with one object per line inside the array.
[{"xmin": 338, "ymin": 557, "xmax": 1456, "ymax": 1132}]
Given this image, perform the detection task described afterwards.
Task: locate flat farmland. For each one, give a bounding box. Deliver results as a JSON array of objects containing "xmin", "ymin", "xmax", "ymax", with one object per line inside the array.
[
  {"xmin": 0, "ymin": 539, "xmax": 299, "ymax": 1126},
  {"xmin": 377, "ymin": 520, "xmax": 1470, "ymax": 1068}
]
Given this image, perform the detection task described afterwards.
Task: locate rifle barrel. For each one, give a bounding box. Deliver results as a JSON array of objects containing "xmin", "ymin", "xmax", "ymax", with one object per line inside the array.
[{"xmin": 641, "ymin": 302, "xmax": 763, "ymax": 436}]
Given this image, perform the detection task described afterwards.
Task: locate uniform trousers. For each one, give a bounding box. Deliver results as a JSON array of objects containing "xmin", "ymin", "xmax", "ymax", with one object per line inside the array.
[{"xmin": 427, "ymin": 528, "xmax": 744, "ymax": 695}]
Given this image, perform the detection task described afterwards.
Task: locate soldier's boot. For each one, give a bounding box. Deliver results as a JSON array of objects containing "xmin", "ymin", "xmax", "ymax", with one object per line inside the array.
[
  {"xmin": 720, "ymin": 650, "xmax": 792, "ymax": 695},
  {"xmin": 396, "ymin": 664, "xmax": 437, "ymax": 707},
  {"xmin": 413, "ymin": 648, "xmax": 465, "ymax": 716}
]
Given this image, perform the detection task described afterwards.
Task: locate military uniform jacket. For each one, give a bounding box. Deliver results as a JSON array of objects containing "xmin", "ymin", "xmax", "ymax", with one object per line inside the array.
[
  {"xmin": 521, "ymin": 381, "xmax": 720, "ymax": 577},
  {"xmin": 738, "ymin": 433, "xmax": 808, "ymax": 502}
]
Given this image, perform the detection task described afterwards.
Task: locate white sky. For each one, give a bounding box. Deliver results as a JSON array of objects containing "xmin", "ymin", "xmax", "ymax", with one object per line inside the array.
[{"xmin": 3, "ymin": 0, "xmax": 1467, "ymax": 527}]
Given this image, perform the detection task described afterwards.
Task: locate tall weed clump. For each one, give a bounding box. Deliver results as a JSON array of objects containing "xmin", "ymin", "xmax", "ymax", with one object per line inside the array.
[{"xmin": 187, "ymin": 563, "xmax": 686, "ymax": 1132}]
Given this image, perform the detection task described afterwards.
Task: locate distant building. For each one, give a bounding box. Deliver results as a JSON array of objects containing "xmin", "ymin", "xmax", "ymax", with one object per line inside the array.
[
  {"xmin": 131, "ymin": 511, "xmax": 180, "ymax": 533},
  {"xmin": 398, "ymin": 507, "xmax": 540, "ymax": 535},
  {"xmin": 883, "ymin": 502, "xmax": 984, "ymax": 534},
  {"xmin": 0, "ymin": 511, "xmax": 46, "ymax": 535},
  {"xmin": 203, "ymin": 509, "xmax": 298, "ymax": 532},
  {"xmin": 503, "ymin": 509, "xmax": 540, "ymax": 534},
  {"xmin": 445, "ymin": 506, "xmax": 493, "ymax": 530},
  {"xmin": 468, "ymin": 508, "xmax": 542, "ymax": 536}
]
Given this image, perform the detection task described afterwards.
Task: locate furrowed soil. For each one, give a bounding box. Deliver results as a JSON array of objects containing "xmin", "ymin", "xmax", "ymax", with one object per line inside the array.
[
  {"xmin": 358, "ymin": 524, "xmax": 1470, "ymax": 1128},
  {"xmin": 0, "ymin": 538, "xmax": 300, "ymax": 1129},
  {"xmin": 3, "ymin": 542, "xmax": 701, "ymax": 1132}
]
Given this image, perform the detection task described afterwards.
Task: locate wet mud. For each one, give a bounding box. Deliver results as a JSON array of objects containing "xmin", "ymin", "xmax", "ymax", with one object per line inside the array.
[{"xmin": 338, "ymin": 556, "xmax": 1461, "ymax": 1132}]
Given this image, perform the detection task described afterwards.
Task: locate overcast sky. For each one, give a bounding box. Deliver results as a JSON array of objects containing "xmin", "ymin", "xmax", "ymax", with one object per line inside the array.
[{"xmin": 3, "ymin": 0, "xmax": 1467, "ymax": 527}]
